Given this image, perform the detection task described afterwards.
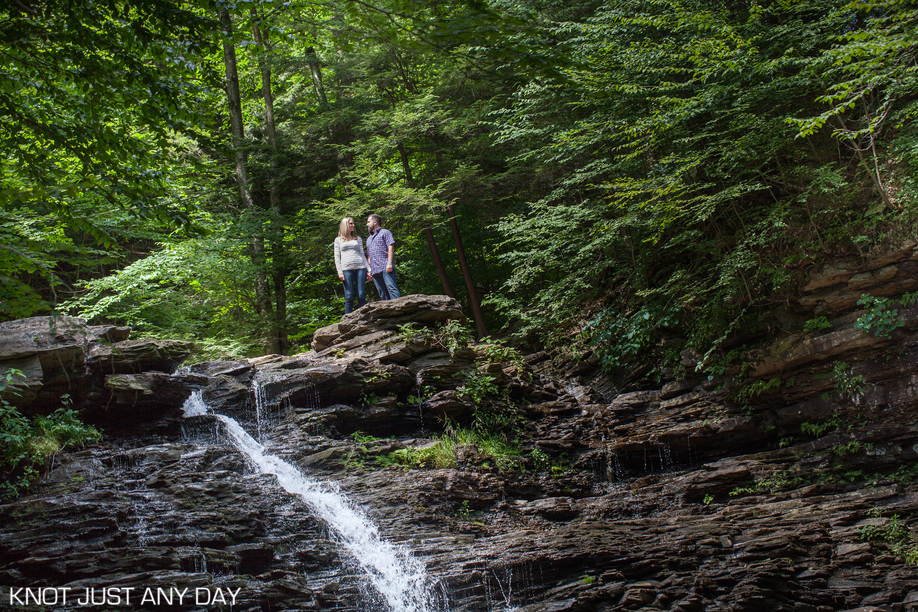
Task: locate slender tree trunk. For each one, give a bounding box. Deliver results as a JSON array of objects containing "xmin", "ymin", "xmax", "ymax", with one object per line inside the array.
[
  {"xmin": 219, "ymin": 6, "xmax": 271, "ymax": 326},
  {"xmin": 423, "ymin": 225, "xmax": 456, "ymax": 299},
  {"xmin": 833, "ymin": 116, "xmax": 894, "ymax": 211},
  {"xmin": 304, "ymin": 47, "xmax": 328, "ymax": 106},
  {"xmin": 447, "ymin": 203, "xmax": 488, "ymax": 339},
  {"xmin": 219, "ymin": 7, "xmax": 253, "ymax": 210},
  {"xmin": 396, "ymin": 141, "xmax": 456, "ymax": 298},
  {"xmin": 252, "ymin": 14, "xmax": 287, "ymax": 354}
]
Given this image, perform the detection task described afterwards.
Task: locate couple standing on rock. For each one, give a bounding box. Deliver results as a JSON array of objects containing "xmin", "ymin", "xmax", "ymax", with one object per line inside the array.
[{"xmin": 333, "ymin": 214, "xmax": 401, "ymax": 314}]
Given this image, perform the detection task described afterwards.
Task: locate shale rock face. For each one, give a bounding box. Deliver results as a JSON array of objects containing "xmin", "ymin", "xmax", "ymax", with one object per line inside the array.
[
  {"xmin": 311, "ymin": 294, "xmax": 465, "ymax": 352},
  {"xmin": 7, "ymin": 266, "xmax": 918, "ymax": 612},
  {"xmin": 0, "ymin": 316, "xmax": 193, "ymax": 424}
]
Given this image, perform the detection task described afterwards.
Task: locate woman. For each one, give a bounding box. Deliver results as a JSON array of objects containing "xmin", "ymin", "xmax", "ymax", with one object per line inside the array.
[{"xmin": 333, "ymin": 217, "xmax": 372, "ymax": 314}]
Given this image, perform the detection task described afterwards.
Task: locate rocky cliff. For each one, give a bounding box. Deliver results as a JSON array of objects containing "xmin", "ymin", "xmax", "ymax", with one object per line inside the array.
[{"xmin": 4, "ymin": 247, "xmax": 918, "ymax": 611}]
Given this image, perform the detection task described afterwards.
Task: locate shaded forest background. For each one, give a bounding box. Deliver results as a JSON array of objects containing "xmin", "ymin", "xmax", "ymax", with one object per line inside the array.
[{"xmin": 2, "ymin": 0, "xmax": 917, "ymax": 380}]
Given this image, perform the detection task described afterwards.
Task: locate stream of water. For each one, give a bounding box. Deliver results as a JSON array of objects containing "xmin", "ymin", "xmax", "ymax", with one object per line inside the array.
[{"xmin": 182, "ymin": 392, "xmax": 442, "ymax": 612}]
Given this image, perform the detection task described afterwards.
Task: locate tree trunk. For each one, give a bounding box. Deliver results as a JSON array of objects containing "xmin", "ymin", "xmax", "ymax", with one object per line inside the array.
[
  {"xmin": 219, "ymin": 7, "xmax": 253, "ymax": 210},
  {"xmin": 304, "ymin": 46, "xmax": 328, "ymax": 106},
  {"xmin": 833, "ymin": 116, "xmax": 895, "ymax": 211},
  {"xmin": 423, "ymin": 225, "xmax": 456, "ymax": 299},
  {"xmin": 396, "ymin": 141, "xmax": 456, "ymax": 298},
  {"xmin": 447, "ymin": 203, "xmax": 488, "ymax": 339},
  {"xmin": 252, "ymin": 14, "xmax": 287, "ymax": 354},
  {"xmin": 219, "ymin": 6, "xmax": 270, "ymax": 328}
]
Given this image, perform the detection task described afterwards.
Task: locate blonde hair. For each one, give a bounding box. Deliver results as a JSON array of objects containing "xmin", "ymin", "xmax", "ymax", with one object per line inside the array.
[{"xmin": 337, "ymin": 217, "xmax": 357, "ymax": 242}]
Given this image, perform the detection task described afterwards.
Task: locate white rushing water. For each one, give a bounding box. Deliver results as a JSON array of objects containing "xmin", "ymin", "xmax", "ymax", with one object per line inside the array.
[{"xmin": 182, "ymin": 391, "xmax": 439, "ymax": 612}]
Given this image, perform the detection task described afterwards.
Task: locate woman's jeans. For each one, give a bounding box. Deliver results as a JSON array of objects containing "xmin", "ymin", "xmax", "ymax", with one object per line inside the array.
[{"xmin": 342, "ymin": 268, "xmax": 367, "ymax": 314}]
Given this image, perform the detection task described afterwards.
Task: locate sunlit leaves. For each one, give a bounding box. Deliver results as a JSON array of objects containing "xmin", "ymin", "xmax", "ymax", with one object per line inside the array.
[{"xmin": 486, "ymin": 0, "xmax": 904, "ymax": 363}]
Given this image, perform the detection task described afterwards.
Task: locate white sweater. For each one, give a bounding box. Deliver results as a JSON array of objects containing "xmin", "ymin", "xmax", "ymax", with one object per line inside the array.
[{"xmin": 334, "ymin": 236, "xmax": 371, "ymax": 275}]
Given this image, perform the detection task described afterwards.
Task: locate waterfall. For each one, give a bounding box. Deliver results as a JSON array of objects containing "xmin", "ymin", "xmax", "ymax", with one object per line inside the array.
[{"xmin": 182, "ymin": 392, "xmax": 441, "ymax": 612}]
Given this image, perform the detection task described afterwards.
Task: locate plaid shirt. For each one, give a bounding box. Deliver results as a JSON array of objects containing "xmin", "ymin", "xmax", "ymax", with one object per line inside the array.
[{"xmin": 366, "ymin": 228, "xmax": 395, "ymax": 275}]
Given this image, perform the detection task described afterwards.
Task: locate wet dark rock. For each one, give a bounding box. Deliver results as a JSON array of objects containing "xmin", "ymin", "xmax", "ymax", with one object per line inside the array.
[
  {"xmin": 13, "ymin": 250, "xmax": 918, "ymax": 611},
  {"xmin": 666, "ymin": 458, "xmax": 754, "ymax": 502},
  {"xmin": 422, "ymin": 390, "xmax": 473, "ymax": 423},
  {"xmin": 409, "ymin": 350, "xmax": 476, "ymax": 391},
  {"xmin": 87, "ymin": 338, "xmax": 194, "ymax": 375},
  {"xmin": 258, "ymin": 354, "xmax": 416, "ymax": 407},
  {"xmin": 517, "ymin": 497, "xmax": 579, "ymax": 521},
  {"xmin": 0, "ymin": 316, "xmax": 192, "ymax": 418}
]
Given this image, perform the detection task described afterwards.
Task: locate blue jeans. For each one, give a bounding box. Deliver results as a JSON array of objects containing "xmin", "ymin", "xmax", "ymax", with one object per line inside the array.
[
  {"xmin": 342, "ymin": 268, "xmax": 367, "ymax": 314},
  {"xmin": 372, "ymin": 268, "xmax": 401, "ymax": 300}
]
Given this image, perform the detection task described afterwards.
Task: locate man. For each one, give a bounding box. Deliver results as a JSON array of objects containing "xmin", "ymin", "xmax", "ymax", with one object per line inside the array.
[{"xmin": 365, "ymin": 214, "xmax": 401, "ymax": 300}]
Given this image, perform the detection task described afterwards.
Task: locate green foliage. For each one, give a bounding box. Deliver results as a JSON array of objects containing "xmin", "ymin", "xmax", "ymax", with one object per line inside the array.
[
  {"xmin": 860, "ymin": 514, "xmax": 918, "ymax": 565},
  {"xmin": 730, "ymin": 469, "xmax": 807, "ymax": 497},
  {"xmin": 397, "ymin": 320, "xmax": 474, "ymax": 358},
  {"xmin": 1, "ymin": 371, "xmax": 102, "ymax": 499},
  {"xmin": 486, "ymin": 0, "xmax": 918, "ymax": 368},
  {"xmin": 455, "ymin": 500, "xmax": 473, "ymax": 519},
  {"xmin": 801, "ymin": 421, "xmax": 833, "ymax": 438},
  {"xmin": 803, "ymin": 317, "xmax": 833, "ymax": 333},
  {"xmin": 855, "ymin": 295, "xmax": 904, "ymax": 339},
  {"xmin": 457, "ymin": 370, "xmax": 499, "ymax": 407},
  {"xmin": 735, "ymin": 376, "xmax": 796, "ymax": 406},
  {"xmin": 350, "ymin": 431, "xmax": 380, "ymax": 445},
  {"xmin": 1, "ymin": 0, "xmax": 222, "ymax": 319},
  {"xmin": 478, "ymin": 337, "xmax": 525, "ymax": 373},
  {"xmin": 434, "ymin": 320, "xmax": 475, "ymax": 358},
  {"xmin": 585, "ymin": 304, "xmax": 680, "ymax": 373},
  {"xmin": 831, "ymin": 361, "xmax": 866, "ymax": 401},
  {"xmin": 387, "ymin": 418, "xmax": 522, "ymax": 471},
  {"xmin": 397, "ymin": 323, "xmax": 432, "ymax": 346},
  {"xmin": 861, "ymin": 514, "xmax": 909, "ymax": 543},
  {"xmin": 529, "ymin": 448, "xmax": 552, "ymax": 472},
  {"xmin": 388, "ymin": 441, "xmax": 458, "ymax": 470},
  {"xmin": 6, "ymin": 0, "xmax": 918, "ymax": 366},
  {"xmin": 831, "ymin": 440, "xmax": 867, "ymax": 458},
  {"xmin": 902, "ymin": 292, "xmax": 918, "ymax": 308}
]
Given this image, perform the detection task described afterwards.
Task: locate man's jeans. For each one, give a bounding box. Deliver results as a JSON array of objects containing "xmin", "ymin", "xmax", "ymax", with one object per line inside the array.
[
  {"xmin": 342, "ymin": 268, "xmax": 367, "ymax": 314},
  {"xmin": 372, "ymin": 269, "xmax": 401, "ymax": 300}
]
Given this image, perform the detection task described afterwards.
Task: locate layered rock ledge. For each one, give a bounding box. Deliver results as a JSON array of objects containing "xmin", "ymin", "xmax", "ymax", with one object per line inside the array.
[{"xmin": 4, "ymin": 277, "xmax": 918, "ymax": 611}]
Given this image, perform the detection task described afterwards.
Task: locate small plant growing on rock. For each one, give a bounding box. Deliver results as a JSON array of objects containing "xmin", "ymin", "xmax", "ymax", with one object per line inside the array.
[
  {"xmin": 457, "ymin": 370, "xmax": 498, "ymax": 407},
  {"xmin": 399, "ymin": 320, "xmax": 474, "ymax": 357},
  {"xmin": 860, "ymin": 514, "xmax": 918, "ymax": 565},
  {"xmin": 455, "ymin": 500, "xmax": 472, "ymax": 519},
  {"xmin": 529, "ymin": 448, "xmax": 552, "ymax": 471},
  {"xmin": 729, "ymin": 469, "xmax": 805, "ymax": 497},
  {"xmin": 830, "ymin": 440, "xmax": 866, "ymax": 457},
  {"xmin": 478, "ymin": 337, "xmax": 525, "ymax": 373},
  {"xmin": 831, "ymin": 361, "xmax": 865, "ymax": 402},
  {"xmin": 734, "ymin": 375, "xmax": 796, "ymax": 414},
  {"xmin": 406, "ymin": 384, "xmax": 434, "ymax": 406},
  {"xmin": 434, "ymin": 319, "xmax": 473, "ymax": 357},
  {"xmin": 855, "ymin": 294, "xmax": 904, "ymax": 339},
  {"xmin": 1, "ymin": 370, "xmax": 102, "ymax": 500},
  {"xmin": 350, "ymin": 431, "xmax": 379, "ymax": 445},
  {"xmin": 388, "ymin": 442, "xmax": 457, "ymax": 469},
  {"xmin": 801, "ymin": 421, "xmax": 831, "ymax": 437},
  {"xmin": 397, "ymin": 323, "xmax": 432, "ymax": 346},
  {"xmin": 358, "ymin": 392, "xmax": 380, "ymax": 407},
  {"xmin": 803, "ymin": 316, "xmax": 832, "ymax": 333}
]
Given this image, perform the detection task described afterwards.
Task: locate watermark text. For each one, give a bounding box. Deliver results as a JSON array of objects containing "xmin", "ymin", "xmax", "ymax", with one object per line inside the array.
[{"xmin": 4, "ymin": 586, "xmax": 242, "ymax": 607}]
